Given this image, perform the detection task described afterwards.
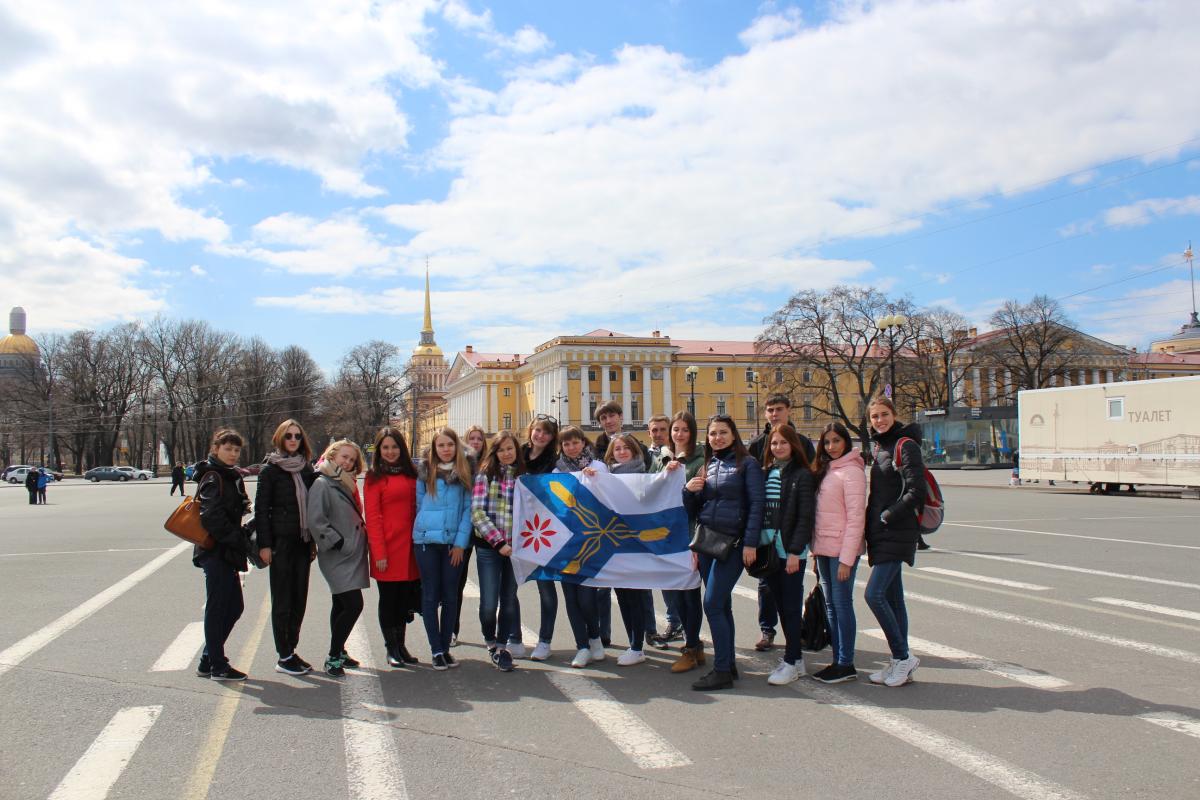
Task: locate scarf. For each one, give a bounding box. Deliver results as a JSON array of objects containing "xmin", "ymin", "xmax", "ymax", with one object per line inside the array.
[
  {"xmin": 610, "ymin": 458, "xmax": 646, "ymax": 475},
  {"xmin": 265, "ymin": 451, "xmax": 311, "ymax": 542},
  {"xmin": 318, "ymin": 459, "xmax": 362, "ymax": 516},
  {"xmin": 379, "ymin": 459, "xmax": 410, "ymax": 476},
  {"xmin": 556, "ymin": 445, "xmax": 595, "ymax": 473}
]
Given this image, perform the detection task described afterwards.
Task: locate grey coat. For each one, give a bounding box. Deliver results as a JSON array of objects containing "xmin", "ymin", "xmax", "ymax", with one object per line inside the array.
[{"xmin": 307, "ymin": 474, "xmax": 370, "ymax": 594}]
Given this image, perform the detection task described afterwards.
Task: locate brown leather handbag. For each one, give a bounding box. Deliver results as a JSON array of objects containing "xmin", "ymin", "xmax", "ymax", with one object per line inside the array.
[{"xmin": 164, "ymin": 475, "xmax": 217, "ymax": 549}]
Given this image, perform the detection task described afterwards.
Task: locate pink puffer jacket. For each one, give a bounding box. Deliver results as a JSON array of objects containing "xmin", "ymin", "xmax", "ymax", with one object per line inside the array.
[{"xmin": 811, "ymin": 450, "xmax": 867, "ymax": 566}]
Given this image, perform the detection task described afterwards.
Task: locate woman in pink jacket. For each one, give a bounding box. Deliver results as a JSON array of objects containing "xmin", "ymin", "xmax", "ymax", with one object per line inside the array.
[{"xmin": 809, "ymin": 422, "xmax": 866, "ymax": 683}]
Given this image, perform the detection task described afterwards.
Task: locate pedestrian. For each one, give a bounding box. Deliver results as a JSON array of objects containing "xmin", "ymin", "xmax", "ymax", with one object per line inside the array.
[
  {"xmin": 37, "ymin": 467, "xmax": 50, "ymax": 504},
  {"xmin": 747, "ymin": 395, "xmax": 814, "ymax": 654},
  {"xmin": 363, "ymin": 427, "xmax": 422, "ymax": 669},
  {"xmin": 24, "ymin": 467, "xmax": 38, "ymax": 505},
  {"xmin": 413, "ymin": 427, "xmax": 473, "ymax": 670},
  {"xmin": 864, "ymin": 395, "xmax": 927, "ymax": 687},
  {"xmin": 308, "ymin": 440, "xmax": 370, "ymax": 678},
  {"xmin": 553, "ymin": 426, "xmax": 609, "ymax": 668},
  {"xmin": 758, "ymin": 425, "xmax": 816, "ymax": 686},
  {"xmin": 254, "ymin": 418, "xmax": 318, "ymax": 676},
  {"xmin": 523, "ymin": 415, "xmax": 560, "ymax": 661},
  {"xmin": 662, "ymin": 410, "xmax": 706, "ymax": 674},
  {"xmin": 604, "ymin": 433, "xmax": 653, "ymax": 667},
  {"xmin": 647, "ymin": 414, "xmax": 683, "ymax": 647},
  {"xmin": 170, "ymin": 461, "xmax": 186, "ymax": 496},
  {"xmin": 193, "ymin": 429, "xmax": 252, "ymax": 681},
  {"xmin": 451, "ymin": 425, "xmax": 489, "ymax": 648},
  {"xmin": 810, "ymin": 422, "xmax": 866, "ymax": 684},
  {"xmin": 471, "ymin": 430, "xmax": 525, "ymax": 672},
  {"xmin": 684, "ymin": 414, "xmax": 765, "ymax": 691}
]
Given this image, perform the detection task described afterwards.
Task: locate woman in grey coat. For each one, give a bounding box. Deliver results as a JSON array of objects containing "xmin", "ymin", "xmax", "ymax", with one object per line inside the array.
[{"xmin": 308, "ymin": 439, "xmax": 370, "ymax": 677}]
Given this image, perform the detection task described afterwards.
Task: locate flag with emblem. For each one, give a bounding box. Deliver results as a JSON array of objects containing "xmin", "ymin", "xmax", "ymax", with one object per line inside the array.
[{"xmin": 511, "ymin": 469, "xmax": 700, "ymax": 590}]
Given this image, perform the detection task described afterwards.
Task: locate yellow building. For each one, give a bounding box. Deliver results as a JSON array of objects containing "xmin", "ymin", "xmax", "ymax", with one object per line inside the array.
[{"xmin": 1128, "ymin": 310, "xmax": 1200, "ymax": 379}]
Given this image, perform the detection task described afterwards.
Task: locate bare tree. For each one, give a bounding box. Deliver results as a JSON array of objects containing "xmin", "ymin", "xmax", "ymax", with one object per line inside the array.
[
  {"xmin": 277, "ymin": 344, "xmax": 325, "ymax": 425},
  {"xmin": 328, "ymin": 340, "xmax": 408, "ymax": 446},
  {"xmin": 907, "ymin": 307, "xmax": 980, "ymax": 411},
  {"xmin": 229, "ymin": 337, "xmax": 283, "ymax": 461},
  {"xmin": 981, "ymin": 295, "xmax": 1080, "ymax": 400}
]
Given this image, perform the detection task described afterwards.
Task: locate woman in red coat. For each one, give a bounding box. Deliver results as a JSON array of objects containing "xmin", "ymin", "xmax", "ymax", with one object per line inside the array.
[{"xmin": 363, "ymin": 426, "xmax": 422, "ymax": 667}]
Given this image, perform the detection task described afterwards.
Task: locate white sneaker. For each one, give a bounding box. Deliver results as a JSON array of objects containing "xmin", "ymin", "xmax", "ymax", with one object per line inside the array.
[
  {"xmin": 885, "ymin": 655, "xmax": 920, "ymax": 687},
  {"xmin": 617, "ymin": 648, "xmax": 646, "ymax": 666},
  {"xmin": 767, "ymin": 660, "xmax": 802, "ymax": 685},
  {"xmin": 588, "ymin": 637, "xmax": 606, "ymax": 662},
  {"xmin": 530, "ymin": 641, "xmax": 552, "ymax": 661},
  {"xmin": 869, "ymin": 659, "xmax": 899, "ymax": 685},
  {"xmin": 570, "ymin": 648, "xmax": 591, "ymax": 668},
  {"xmin": 507, "ymin": 641, "xmax": 526, "ymax": 659}
]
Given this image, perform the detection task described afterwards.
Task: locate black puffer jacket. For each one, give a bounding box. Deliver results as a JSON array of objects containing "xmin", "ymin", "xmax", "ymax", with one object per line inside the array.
[
  {"xmin": 866, "ymin": 422, "xmax": 927, "ymax": 566},
  {"xmin": 765, "ymin": 460, "xmax": 816, "ymax": 556},
  {"xmin": 522, "ymin": 443, "xmax": 558, "ymax": 475},
  {"xmin": 193, "ymin": 457, "xmax": 250, "ymax": 570},
  {"xmin": 254, "ymin": 460, "xmax": 317, "ymax": 549},
  {"xmin": 683, "ymin": 450, "xmax": 765, "ymax": 547}
]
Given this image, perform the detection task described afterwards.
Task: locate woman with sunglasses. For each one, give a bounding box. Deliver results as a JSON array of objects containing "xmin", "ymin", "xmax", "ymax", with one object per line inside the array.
[
  {"xmin": 254, "ymin": 419, "xmax": 318, "ymax": 676},
  {"xmin": 523, "ymin": 414, "xmax": 559, "ymax": 661}
]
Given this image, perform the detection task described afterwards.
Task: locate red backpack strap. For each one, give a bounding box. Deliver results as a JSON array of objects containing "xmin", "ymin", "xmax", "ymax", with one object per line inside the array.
[{"xmin": 893, "ymin": 437, "xmax": 913, "ymax": 467}]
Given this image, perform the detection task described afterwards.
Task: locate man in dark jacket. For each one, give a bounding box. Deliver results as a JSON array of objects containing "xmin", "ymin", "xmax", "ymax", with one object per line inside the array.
[
  {"xmin": 593, "ymin": 401, "xmax": 653, "ymax": 469},
  {"xmin": 746, "ymin": 395, "xmax": 814, "ymax": 651},
  {"xmin": 170, "ymin": 462, "xmax": 186, "ymax": 496},
  {"xmin": 24, "ymin": 468, "xmax": 39, "ymax": 505}
]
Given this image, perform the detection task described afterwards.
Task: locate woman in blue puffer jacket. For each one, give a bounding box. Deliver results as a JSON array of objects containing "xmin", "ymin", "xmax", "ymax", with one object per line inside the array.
[
  {"xmin": 413, "ymin": 428, "xmax": 475, "ymax": 670},
  {"xmin": 683, "ymin": 414, "xmax": 765, "ymax": 691}
]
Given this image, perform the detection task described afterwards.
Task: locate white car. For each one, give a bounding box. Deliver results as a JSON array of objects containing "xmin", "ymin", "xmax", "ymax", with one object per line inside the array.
[
  {"xmin": 116, "ymin": 466, "xmax": 153, "ymax": 481},
  {"xmin": 3, "ymin": 465, "xmax": 32, "ymax": 482},
  {"xmin": 8, "ymin": 467, "xmax": 56, "ymax": 484}
]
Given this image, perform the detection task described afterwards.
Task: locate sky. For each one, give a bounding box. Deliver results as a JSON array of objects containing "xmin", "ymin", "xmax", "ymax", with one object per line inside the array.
[{"xmin": 2, "ymin": 0, "xmax": 1200, "ymax": 373}]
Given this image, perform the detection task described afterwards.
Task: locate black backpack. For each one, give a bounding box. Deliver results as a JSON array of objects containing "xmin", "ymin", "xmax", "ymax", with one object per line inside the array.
[{"xmin": 800, "ymin": 583, "xmax": 830, "ymax": 652}]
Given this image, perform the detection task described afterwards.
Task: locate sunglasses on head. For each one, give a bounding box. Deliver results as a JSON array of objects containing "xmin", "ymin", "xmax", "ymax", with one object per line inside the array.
[
  {"xmin": 284, "ymin": 433, "xmax": 303, "ymax": 441},
  {"xmin": 535, "ymin": 414, "xmax": 558, "ymax": 424}
]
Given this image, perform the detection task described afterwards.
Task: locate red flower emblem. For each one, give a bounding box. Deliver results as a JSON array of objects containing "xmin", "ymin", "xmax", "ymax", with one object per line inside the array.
[{"xmin": 520, "ymin": 514, "xmax": 557, "ymax": 552}]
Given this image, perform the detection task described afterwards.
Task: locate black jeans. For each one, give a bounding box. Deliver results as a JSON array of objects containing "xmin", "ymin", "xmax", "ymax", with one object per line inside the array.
[
  {"xmin": 666, "ymin": 587, "xmax": 703, "ymax": 649},
  {"xmin": 330, "ymin": 590, "xmax": 363, "ymax": 657},
  {"xmin": 536, "ymin": 579, "xmax": 559, "ymax": 642},
  {"xmin": 199, "ymin": 552, "xmax": 244, "ymax": 667},
  {"xmin": 758, "ymin": 576, "xmax": 778, "ymax": 636},
  {"xmin": 562, "ymin": 583, "xmax": 600, "ymax": 649},
  {"xmin": 267, "ymin": 535, "xmax": 311, "ymax": 657},
  {"xmin": 615, "ymin": 588, "xmax": 650, "ymax": 651},
  {"xmin": 27, "ymin": 488, "xmax": 37, "ymax": 505},
  {"xmin": 170, "ymin": 478, "xmax": 185, "ymax": 496},
  {"xmin": 764, "ymin": 561, "xmax": 806, "ymax": 665}
]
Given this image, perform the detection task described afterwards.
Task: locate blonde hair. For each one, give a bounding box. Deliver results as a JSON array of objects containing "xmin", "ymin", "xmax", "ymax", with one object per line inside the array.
[{"xmin": 321, "ymin": 439, "xmax": 365, "ymax": 475}]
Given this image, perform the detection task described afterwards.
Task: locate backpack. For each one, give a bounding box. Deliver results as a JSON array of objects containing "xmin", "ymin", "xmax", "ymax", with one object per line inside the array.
[{"xmin": 892, "ymin": 436, "xmax": 944, "ymax": 534}]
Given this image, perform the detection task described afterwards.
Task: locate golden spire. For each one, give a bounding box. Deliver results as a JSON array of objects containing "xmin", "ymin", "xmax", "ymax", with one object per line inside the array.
[
  {"xmin": 414, "ymin": 258, "xmax": 443, "ymax": 356},
  {"xmin": 422, "ymin": 258, "xmax": 434, "ymax": 334}
]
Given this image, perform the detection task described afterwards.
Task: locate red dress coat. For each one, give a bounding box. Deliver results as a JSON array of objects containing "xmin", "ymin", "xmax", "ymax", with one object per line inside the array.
[{"xmin": 363, "ymin": 473, "xmax": 419, "ymax": 582}]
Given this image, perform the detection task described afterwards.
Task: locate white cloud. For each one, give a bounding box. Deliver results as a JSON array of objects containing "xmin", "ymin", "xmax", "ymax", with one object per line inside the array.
[
  {"xmin": 215, "ymin": 212, "xmax": 407, "ymax": 277},
  {"xmin": 1079, "ymin": 278, "xmax": 1197, "ymax": 349},
  {"xmin": 1103, "ymin": 195, "xmax": 1200, "ymax": 228},
  {"xmin": 440, "ymin": 0, "xmax": 551, "ymax": 55},
  {"xmin": 189, "ymin": 264, "xmax": 207, "ymax": 277},
  {"xmin": 739, "ymin": 8, "xmax": 804, "ymax": 47}
]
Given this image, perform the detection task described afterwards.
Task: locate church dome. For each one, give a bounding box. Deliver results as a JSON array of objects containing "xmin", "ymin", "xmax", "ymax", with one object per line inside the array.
[
  {"xmin": 0, "ymin": 307, "xmax": 37, "ymax": 356},
  {"xmin": 1150, "ymin": 312, "xmax": 1200, "ymax": 354}
]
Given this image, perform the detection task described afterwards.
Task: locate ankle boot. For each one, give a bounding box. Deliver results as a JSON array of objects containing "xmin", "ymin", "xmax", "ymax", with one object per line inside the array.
[
  {"xmin": 692, "ymin": 669, "xmax": 734, "ymax": 691},
  {"xmin": 384, "ymin": 629, "xmax": 404, "ymax": 668},
  {"xmin": 397, "ymin": 623, "xmax": 418, "ymax": 664},
  {"xmin": 670, "ymin": 647, "xmax": 699, "ymax": 674}
]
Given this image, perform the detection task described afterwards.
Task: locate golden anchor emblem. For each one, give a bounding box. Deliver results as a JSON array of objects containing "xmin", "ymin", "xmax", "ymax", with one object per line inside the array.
[{"xmin": 549, "ymin": 480, "xmax": 668, "ymax": 575}]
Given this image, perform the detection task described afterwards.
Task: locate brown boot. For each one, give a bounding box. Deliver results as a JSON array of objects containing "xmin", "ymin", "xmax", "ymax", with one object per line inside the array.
[
  {"xmin": 695, "ymin": 646, "xmax": 706, "ymax": 666},
  {"xmin": 671, "ymin": 646, "xmax": 699, "ymax": 673}
]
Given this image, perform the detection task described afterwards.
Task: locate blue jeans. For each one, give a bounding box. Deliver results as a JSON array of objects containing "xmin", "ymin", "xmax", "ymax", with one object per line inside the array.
[
  {"xmin": 615, "ymin": 588, "xmax": 650, "ymax": 651},
  {"xmin": 864, "ymin": 560, "xmax": 909, "ymax": 660},
  {"xmin": 816, "ymin": 555, "xmax": 860, "ymax": 666},
  {"xmin": 475, "ymin": 546, "xmax": 520, "ymax": 648},
  {"xmin": 536, "ymin": 579, "xmax": 558, "ymax": 643},
  {"xmin": 764, "ymin": 561, "xmax": 805, "ymax": 665},
  {"xmin": 757, "ymin": 577, "xmax": 778, "ymax": 636},
  {"xmin": 562, "ymin": 583, "xmax": 600, "ymax": 649},
  {"xmin": 643, "ymin": 591, "xmax": 658, "ymax": 636},
  {"xmin": 698, "ymin": 553, "xmax": 745, "ymax": 672},
  {"xmin": 661, "ymin": 590, "xmax": 683, "ymax": 630},
  {"xmin": 199, "ymin": 552, "xmax": 244, "ymax": 667},
  {"xmin": 413, "ymin": 544, "xmax": 464, "ymax": 656}
]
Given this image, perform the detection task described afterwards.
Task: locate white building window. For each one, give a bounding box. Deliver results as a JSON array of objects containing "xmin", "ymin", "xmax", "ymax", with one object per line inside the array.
[
  {"xmin": 631, "ymin": 398, "xmax": 641, "ymax": 423},
  {"xmin": 503, "ymin": 387, "xmax": 511, "ymax": 397},
  {"xmin": 503, "ymin": 413, "xmax": 512, "ymax": 429},
  {"xmin": 630, "ymin": 369, "xmax": 639, "ymax": 382},
  {"xmin": 745, "ymin": 368, "xmax": 755, "ymax": 384},
  {"xmin": 1107, "ymin": 397, "xmax": 1124, "ymax": 420},
  {"xmin": 716, "ymin": 398, "xmax": 727, "ymax": 416},
  {"xmin": 715, "ymin": 368, "xmax": 725, "ymax": 382},
  {"xmin": 610, "ymin": 369, "xmax": 618, "ymax": 382},
  {"xmin": 803, "ymin": 396, "xmax": 814, "ymax": 421},
  {"xmin": 746, "ymin": 398, "xmax": 756, "ymax": 422},
  {"xmin": 774, "ymin": 368, "xmax": 784, "ymax": 384},
  {"xmin": 588, "ymin": 368, "xmax": 597, "ymax": 381}
]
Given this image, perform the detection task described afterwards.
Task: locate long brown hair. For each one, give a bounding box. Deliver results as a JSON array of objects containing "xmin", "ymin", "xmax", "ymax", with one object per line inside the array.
[
  {"xmin": 603, "ymin": 433, "xmax": 642, "ymax": 467},
  {"xmin": 479, "ymin": 430, "xmax": 526, "ymax": 480},
  {"xmin": 670, "ymin": 410, "xmax": 698, "ymax": 460},
  {"xmin": 425, "ymin": 427, "xmax": 473, "ymax": 497},
  {"xmin": 813, "ymin": 421, "xmax": 854, "ymax": 487},
  {"xmin": 368, "ymin": 426, "xmax": 417, "ymax": 479},
  {"xmin": 703, "ymin": 414, "xmax": 749, "ymax": 469},
  {"xmin": 762, "ymin": 424, "xmax": 813, "ymax": 471},
  {"xmin": 270, "ymin": 418, "xmax": 312, "ymax": 460}
]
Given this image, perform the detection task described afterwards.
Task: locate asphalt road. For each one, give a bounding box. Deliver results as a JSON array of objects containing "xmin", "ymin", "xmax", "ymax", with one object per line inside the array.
[{"xmin": 1, "ymin": 478, "xmax": 1197, "ymax": 800}]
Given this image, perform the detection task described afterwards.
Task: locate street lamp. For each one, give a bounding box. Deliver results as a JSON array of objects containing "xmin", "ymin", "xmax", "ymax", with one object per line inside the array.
[
  {"xmin": 876, "ymin": 313, "xmax": 908, "ymax": 399},
  {"xmin": 685, "ymin": 365, "xmax": 699, "ymax": 416},
  {"xmin": 549, "ymin": 391, "xmax": 568, "ymax": 423},
  {"xmin": 747, "ymin": 370, "xmax": 762, "ymax": 435}
]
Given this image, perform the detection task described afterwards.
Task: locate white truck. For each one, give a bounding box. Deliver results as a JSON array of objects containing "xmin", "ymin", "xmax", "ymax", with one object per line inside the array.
[{"xmin": 1017, "ymin": 375, "xmax": 1200, "ymax": 493}]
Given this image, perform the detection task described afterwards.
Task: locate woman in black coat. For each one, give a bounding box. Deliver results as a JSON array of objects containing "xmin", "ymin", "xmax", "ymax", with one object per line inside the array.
[
  {"xmin": 864, "ymin": 396, "xmax": 927, "ymax": 689},
  {"xmin": 194, "ymin": 429, "xmax": 252, "ymax": 681},
  {"xmin": 255, "ymin": 419, "xmax": 318, "ymax": 676}
]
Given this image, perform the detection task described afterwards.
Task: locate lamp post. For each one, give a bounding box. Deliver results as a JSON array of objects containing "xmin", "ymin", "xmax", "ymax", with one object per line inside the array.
[
  {"xmin": 747, "ymin": 370, "xmax": 762, "ymax": 435},
  {"xmin": 685, "ymin": 365, "xmax": 699, "ymax": 416},
  {"xmin": 876, "ymin": 313, "xmax": 908, "ymax": 400},
  {"xmin": 549, "ymin": 391, "xmax": 568, "ymax": 424}
]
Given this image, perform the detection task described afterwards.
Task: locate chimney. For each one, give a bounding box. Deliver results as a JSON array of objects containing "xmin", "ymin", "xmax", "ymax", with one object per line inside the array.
[
  {"xmin": 651, "ymin": 330, "xmax": 661, "ymax": 338},
  {"xmin": 465, "ymin": 345, "xmax": 473, "ymax": 353}
]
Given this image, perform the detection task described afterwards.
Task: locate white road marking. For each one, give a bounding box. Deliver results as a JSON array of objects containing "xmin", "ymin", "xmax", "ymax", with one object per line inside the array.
[
  {"xmin": 937, "ymin": 549, "xmax": 1200, "ymax": 591},
  {"xmin": 150, "ymin": 622, "xmax": 205, "ymax": 672},
  {"xmin": 1090, "ymin": 597, "xmax": 1200, "ymax": 622},
  {"xmin": 544, "ymin": 670, "xmax": 692, "ymax": 770},
  {"xmin": 906, "ymin": 591, "xmax": 1200, "ymax": 666},
  {"xmin": 942, "ymin": 522, "xmax": 1200, "ymax": 551},
  {"xmin": 1139, "ymin": 712, "xmax": 1200, "ymax": 741},
  {"xmin": 0, "ymin": 543, "xmax": 189, "ymax": 680},
  {"xmin": 732, "ymin": 584, "xmax": 757, "ymax": 601},
  {"xmin": 0, "ymin": 547, "xmax": 173, "ymax": 558},
  {"xmin": 917, "ymin": 567, "xmax": 1051, "ymax": 591},
  {"xmin": 788, "ymin": 681, "xmax": 1086, "ymax": 800},
  {"xmin": 341, "ymin": 627, "xmax": 409, "ymax": 800},
  {"xmin": 862, "ymin": 629, "xmax": 1071, "ymax": 689},
  {"xmin": 48, "ymin": 705, "xmax": 162, "ymax": 800}
]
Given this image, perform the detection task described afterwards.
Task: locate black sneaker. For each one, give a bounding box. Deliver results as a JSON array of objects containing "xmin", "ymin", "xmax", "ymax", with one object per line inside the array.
[
  {"xmin": 492, "ymin": 648, "xmax": 515, "ymax": 672},
  {"xmin": 275, "ymin": 654, "xmax": 308, "ymax": 676},
  {"xmin": 196, "ymin": 655, "xmax": 212, "ymax": 678},
  {"xmin": 691, "ymin": 669, "xmax": 733, "ymax": 691},
  {"xmin": 813, "ymin": 663, "xmax": 858, "ymax": 684},
  {"xmin": 210, "ymin": 665, "xmax": 247, "ymax": 681},
  {"xmin": 339, "ymin": 651, "xmax": 361, "ymax": 668},
  {"xmin": 295, "ymin": 654, "xmax": 312, "ymax": 672},
  {"xmin": 730, "ymin": 662, "xmax": 740, "ymax": 680},
  {"xmin": 661, "ymin": 623, "xmax": 684, "ymax": 643},
  {"xmin": 917, "ymin": 537, "xmax": 932, "ymax": 551},
  {"xmin": 444, "ymin": 652, "xmax": 459, "ymax": 668},
  {"xmin": 325, "ymin": 656, "xmax": 346, "ymax": 677},
  {"xmin": 431, "ymin": 653, "xmax": 449, "ymax": 671}
]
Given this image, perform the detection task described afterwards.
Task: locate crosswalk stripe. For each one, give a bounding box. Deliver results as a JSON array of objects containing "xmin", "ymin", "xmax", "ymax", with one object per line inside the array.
[
  {"xmin": 935, "ymin": 549, "xmax": 1200, "ymax": 591},
  {"xmin": 1090, "ymin": 597, "xmax": 1200, "ymax": 622},
  {"xmin": 862, "ymin": 629, "xmax": 1071, "ymax": 689},
  {"xmin": 48, "ymin": 705, "xmax": 162, "ymax": 800},
  {"xmin": 917, "ymin": 567, "xmax": 1051, "ymax": 591},
  {"xmin": 942, "ymin": 522, "xmax": 1200, "ymax": 551},
  {"xmin": 342, "ymin": 627, "xmax": 410, "ymax": 800},
  {"xmin": 906, "ymin": 591, "xmax": 1200, "ymax": 666},
  {"xmin": 150, "ymin": 622, "xmax": 205, "ymax": 672},
  {"xmin": 0, "ymin": 543, "xmax": 189, "ymax": 680},
  {"xmin": 1138, "ymin": 712, "xmax": 1200, "ymax": 740}
]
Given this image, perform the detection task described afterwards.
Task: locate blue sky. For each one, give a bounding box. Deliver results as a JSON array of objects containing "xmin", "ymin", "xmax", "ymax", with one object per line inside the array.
[{"xmin": 2, "ymin": 0, "xmax": 1199, "ymax": 373}]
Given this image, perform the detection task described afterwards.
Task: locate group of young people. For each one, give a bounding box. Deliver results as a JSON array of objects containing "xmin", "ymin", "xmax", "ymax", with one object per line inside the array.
[{"xmin": 189, "ymin": 392, "xmax": 928, "ymax": 692}]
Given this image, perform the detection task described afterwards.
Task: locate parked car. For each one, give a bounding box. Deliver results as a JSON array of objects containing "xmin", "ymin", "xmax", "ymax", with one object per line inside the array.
[
  {"xmin": 236, "ymin": 464, "xmax": 263, "ymax": 477},
  {"xmin": 116, "ymin": 466, "xmax": 153, "ymax": 481},
  {"xmin": 4, "ymin": 465, "xmax": 33, "ymax": 482},
  {"xmin": 7, "ymin": 467, "xmax": 56, "ymax": 485},
  {"xmin": 84, "ymin": 466, "xmax": 132, "ymax": 482}
]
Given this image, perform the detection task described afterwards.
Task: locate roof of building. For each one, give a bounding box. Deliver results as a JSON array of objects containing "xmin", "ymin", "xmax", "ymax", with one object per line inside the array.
[
  {"xmin": 460, "ymin": 350, "xmax": 526, "ymax": 367},
  {"xmin": 579, "ymin": 328, "xmax": 633, "ymax": 338},
  {"xmin": 0, "ymin": 334, "xmax": 38, "ymax": 356},
  {"xmin": 672, "ymin": 339, "xmax": 761, "ymax": 355},
  {"xmin": 1150, "ymin": 312, "xmax": 1200, "ymax": 353},
  {"xmin": 1129, "ymin": 351, "xmax": 1200, "ymax": 365}
]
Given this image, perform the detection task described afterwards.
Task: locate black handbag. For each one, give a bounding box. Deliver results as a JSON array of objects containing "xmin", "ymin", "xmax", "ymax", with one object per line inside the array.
[
  {"xmin": 689, "ymin": 524, "xmax": 740, "ymax": 562},
  {"xmin": 242, "ymin": 519, "xmax": 267, "ymax": 569},
  {"xmin": 745, "ymin": 544, "xmax": 780, "ymax": 578},
  {"xmin": 800, "ymin": 583, "xmax": 830, "ymax": 652}
]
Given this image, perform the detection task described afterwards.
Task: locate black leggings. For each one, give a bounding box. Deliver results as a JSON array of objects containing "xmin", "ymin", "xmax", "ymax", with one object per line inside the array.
[{"xmin": 329, "ymin": 590, "xmax": 363, "ymax": 657}]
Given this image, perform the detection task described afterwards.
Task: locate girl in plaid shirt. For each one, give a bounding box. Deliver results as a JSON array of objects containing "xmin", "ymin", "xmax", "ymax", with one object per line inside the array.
[{"xmin": 471, "ymin": 430, "xmax": 526, "ymax": 671}]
